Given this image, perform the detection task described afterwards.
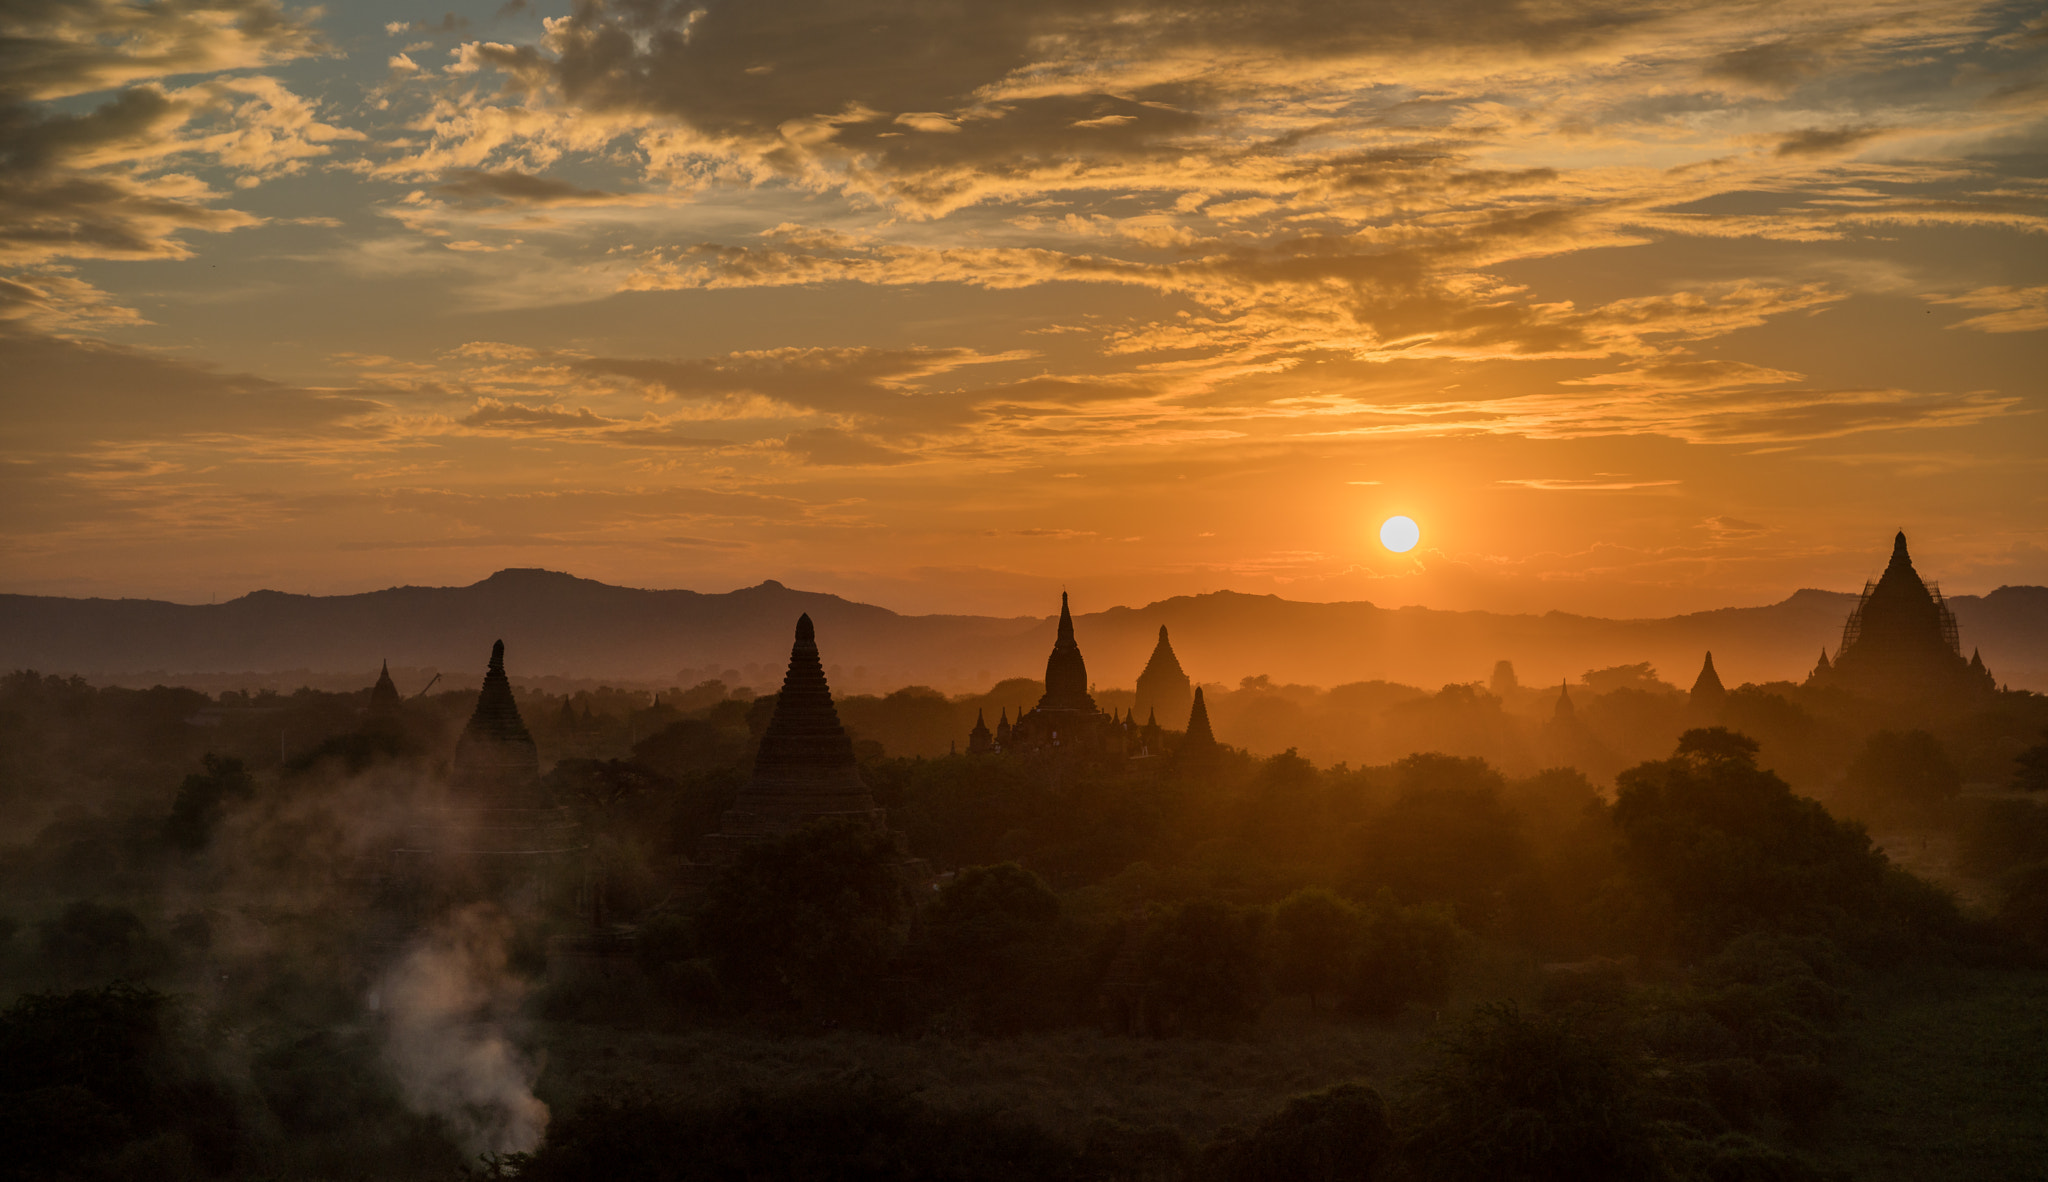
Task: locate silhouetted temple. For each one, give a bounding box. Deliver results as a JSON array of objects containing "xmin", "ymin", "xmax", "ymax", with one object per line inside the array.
[
  {"xmin": 388, "ymin": 640, "xmax": 580, "ymax": 922},
  {"xmin": 965, "ymin": 595, "xmax": 1190, "ymax": 765},
  {"xmin": 1003, "ymin": 593, "xmax": 1129, "ymax": 758},
  {"xmin": 1688, "ymin": 651, "xmax": 1727, "ymax": 721},
  {"xmin": 369, "ymin": 659, "xmax": 401, "ymax": 716},
  {"xmin": 451, "ymin": 640, "xmax": 542, "ymax": 803},
  {"xmin": 1176, "ymin": 686, "xmax": 1219, "ymax": 770},
  {"xmin": 682, "ymin": 614, "xmax": 921, "ymax": 885},
  {"xmin": 1808, "ymin": 532, "xmax": 1994, "ymax": 700},
  {"xmin": 1133, "ymin": 625, "xmax": 1193, "ymax": 733}
]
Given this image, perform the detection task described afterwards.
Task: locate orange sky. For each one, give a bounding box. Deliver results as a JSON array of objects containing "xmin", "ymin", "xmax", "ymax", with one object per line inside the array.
[{"xmin": 4, "ymin": 0, "xmax": 2045, "ymax": 617}]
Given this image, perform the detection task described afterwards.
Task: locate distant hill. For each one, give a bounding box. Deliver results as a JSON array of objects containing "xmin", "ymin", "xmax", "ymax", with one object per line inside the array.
[{"xmin": 2, "ymin": 569, "xmax": 2043, "ymax": 694}]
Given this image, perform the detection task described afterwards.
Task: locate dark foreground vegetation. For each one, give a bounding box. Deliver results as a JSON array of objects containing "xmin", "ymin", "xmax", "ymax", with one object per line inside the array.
[{"xmin": 1, "ymin": 668, "xmax": 2046, "ymax": 1179}]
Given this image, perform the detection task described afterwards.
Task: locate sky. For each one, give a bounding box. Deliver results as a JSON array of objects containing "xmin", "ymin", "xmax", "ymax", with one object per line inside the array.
[{"xmin": 3, "ymin": 0, "xmax": 2045, "ymax": 618}]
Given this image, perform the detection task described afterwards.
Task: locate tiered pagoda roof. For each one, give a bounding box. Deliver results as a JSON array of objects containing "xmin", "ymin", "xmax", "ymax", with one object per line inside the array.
[
  {"xmin": 1037, "ymin": 592, "xmax": 1096, "ymax": 713},
  {"xmin": 450, "ymin": 639, "xmax": 541, "ymax": 799}
]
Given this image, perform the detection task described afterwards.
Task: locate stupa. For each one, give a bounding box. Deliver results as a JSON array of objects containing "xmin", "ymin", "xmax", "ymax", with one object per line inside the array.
[
  {"xmin": 1133, "ymin": 625, "xmax": 1193, "ymax": 733},
  {"xmin": 389, "ymin": 640, "xmax": 580, "ymax": 916},
  {"xmin": 1004, "ymin": 593, "xmax": 1125, "ymax": 758},
  {"xmin": 1809, "ymin": 532, "xmax": 1992, "ymax": 701},
  {"xmin": 681, "ymin": 614, "xmax": 922, "ymax": 885}
]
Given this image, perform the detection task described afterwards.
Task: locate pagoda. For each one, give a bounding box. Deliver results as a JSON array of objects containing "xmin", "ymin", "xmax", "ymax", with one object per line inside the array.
[
  {"xmin": 1175, "ymin": 686, "xmax": 1221, "ymax": 772},
  {"xmin": 388, "ymin": 640, "xmax": 580, "ymax": 921},
  {"xmin": 1004, "ymin": 593, "xmax": 1126, "ymax": 759},
  {"xmin": 1133, "ymin": 625, "xmax": 1193, "ymax": 733},
  {"xmin": 1687, "ymin": 651, "xmax": 1727, "ymax": 722},
  {"xmin": 1809, "ymin": 532, "xmax": 1992, "ymax": 701},
  {"xmin": 682, "ymin": 614, "xmax": 921, "ymax": 884}
]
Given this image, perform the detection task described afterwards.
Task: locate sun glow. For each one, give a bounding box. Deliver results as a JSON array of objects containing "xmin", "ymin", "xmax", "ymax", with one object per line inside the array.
[{"xmin": 1380, "ymin": 515, "xmax": 1420, "ymax": 553}]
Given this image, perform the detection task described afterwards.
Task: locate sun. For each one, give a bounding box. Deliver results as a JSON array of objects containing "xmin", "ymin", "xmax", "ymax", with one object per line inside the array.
[{"xmin": 1380, "ymin": 515, "xmax": 1420, "ymax": 553}]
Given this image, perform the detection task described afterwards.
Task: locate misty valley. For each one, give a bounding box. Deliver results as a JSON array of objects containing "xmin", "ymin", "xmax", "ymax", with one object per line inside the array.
[{"xmin": 1, "ymin": 540, "xmax": 2046, "ymax": 1181}]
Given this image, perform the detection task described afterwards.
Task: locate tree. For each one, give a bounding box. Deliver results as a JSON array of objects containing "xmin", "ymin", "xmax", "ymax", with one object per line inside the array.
[
  {"xmin": 0, "ymin": 983, "xmax": 243, "ymax": 1178},
  {"xmin": 1139, "ymin": 899, "xmax": 1269, "ymax": 1037},
  {"xmin": 1270, "ymin": 889, "xmax": 1361, "ymax": 1011},
  {"xmin": 164, "ymin": 752, "xmax": 255, "ymax": 852},
  {"xmin": 36, "ymin": 901, "xmax": 167, "ymax": 981},
  {"xmin": 1353, "ymin": 755, "xmax": 1527, "ymax": 929},
  {"xmin": 1205, "ymin": 1083, "xmax": 1391, "ymax": 1182},
  {"xmin": 1397, "ymin": 1004, "xmax": 1665, "ymax": 1182},
  {"xmin": 1841, "ymin": 729, "xmax": 1960, "ymax": 825},
  {"xmin": 1612, "ymin": 729, "xmax": 1903, "ymax": 951},
  {"xmin": 924, "ymin": 863, "xmax": 1066, "ymax": 1030},
  {"xmin": 2015, "ymin": 729, "xmax": 2048, "ymax": 793},
  {"xmin": 695, "ymin": 819, "xmax": 909, "ymax": 1017},
  {"xmin": 1343, "ymin": 897, "xmax": 1459, "ymax": 1020}
]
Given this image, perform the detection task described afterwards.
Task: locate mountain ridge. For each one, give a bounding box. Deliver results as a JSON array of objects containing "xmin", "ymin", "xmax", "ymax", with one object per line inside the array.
[{"xmin": 3, "ymin": 572, "xmax": 2043, "ymax": 694}]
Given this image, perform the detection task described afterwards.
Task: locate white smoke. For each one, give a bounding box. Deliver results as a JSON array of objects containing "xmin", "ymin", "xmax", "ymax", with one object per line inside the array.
[{"xmin": 373, "ymin": 903, "xmax": 550, "ymax": 1156}]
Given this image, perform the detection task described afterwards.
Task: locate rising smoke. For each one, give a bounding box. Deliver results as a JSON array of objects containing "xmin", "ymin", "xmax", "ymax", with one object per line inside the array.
[{"xmin": 372, "ymin": 903, "xmax": 550, "ymax": 1157}]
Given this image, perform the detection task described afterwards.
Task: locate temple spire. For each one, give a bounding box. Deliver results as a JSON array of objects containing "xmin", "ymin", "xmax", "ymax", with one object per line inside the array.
[
  {"xmin": 1553, "ymin": 678, "xmax": 1574, "ymax": 722},
  {"xmin": 370, "ymin": 659, "xmax": 401, "ymax": 715},
  {"xmin": 1038, "ymin": 591, "xmax": 1095, "ymax": 712},
  {"xmin": 451, "ymin": 639, "xmax": 540, "ymax": 799},
  {"xmin": 733, "ymin": 613, "xmax": 874, "ymax": 818},
  {"xmin": 1135, "ymin": 622, "xmax": 1193, "ymax": 729},
  {"xmin": 1690, "ymin": 651, "xmax": 1726, "ymax": 702}
]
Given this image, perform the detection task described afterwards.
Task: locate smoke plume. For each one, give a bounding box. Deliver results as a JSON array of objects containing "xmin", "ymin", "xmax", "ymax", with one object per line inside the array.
[{"xmin": 372, "ymin": 903, "xmax": 550, "ymax": 1156}]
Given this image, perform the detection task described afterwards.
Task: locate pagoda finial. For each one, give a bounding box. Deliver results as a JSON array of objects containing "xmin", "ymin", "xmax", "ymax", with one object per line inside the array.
[
  {"xmin": 1058, "ymin": 591, "xmax": 1075, "ymax": 643},
  {"xmin": 795, "ymin": 612, "xmax": 816, "ymax": 645},
  {"xmin": 489, "ymin": 639, "xmax": 505, "ymax": 671}
]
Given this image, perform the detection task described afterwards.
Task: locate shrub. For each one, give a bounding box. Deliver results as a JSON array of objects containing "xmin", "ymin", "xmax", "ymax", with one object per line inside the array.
[
  {"xmin": 1270, "ymin": 888, "xmax": 1361, "ymax": 1011},
  {"xmin": 1139, "ymin": 898, "xmax": 1269, "ymax": 1037},
  {"xmin": 1342, "ymin": 897, "xmax": 1459, "ymax": 1021},
  {"xmin": 1397, "ymin": 1003, "xmax": 1665, "ymax": 1182},
  {"xmin": 1203, "ymin": 1082, "xmax": 1391, "ymax": 1182},
  {"xmin": 1612, "ymin": 730, "xmax": 1898, "ymax": 952},
  {"xmin": 518, "ymin": 1085, "xmax": 1085, "ymax": 1182},
  {"xmin": 1840, "ymin": 730, "xmax": 1960, "ymax": 826},
  {"xmin": 696, "ymin": 819, "xmax": 910, "ymax": 1018}
]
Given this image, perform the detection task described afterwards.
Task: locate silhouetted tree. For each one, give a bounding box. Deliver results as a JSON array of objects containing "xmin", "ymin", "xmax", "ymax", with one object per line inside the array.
[
  {"xmin": 2015, "ymin": 729, "xmax": 2048, "ymax": 793},
  {"xmin": 1841, "ymin": 729, "xmax": 1961, "ymax": 825},
  {"xmin": 696, "ymin": 819, "xmax": 910, "ymax": 1017},
  {"xmin": 1353, "ymin": 755, "xmax": 1527, "ymax": 929},
  {"xmin": 164, "ymin": 752, "xmax": 255, "ymax": 852},
  {"xmin": 1270, "ymin": 889, "xmax": 1360, "ymax": 1011},
  {"xmin": 1203, "ymin": 1083, "xmax": 1391, "ymax": 1182},
  {"xmin": 518, "ymin": 1084, "xmax": 1084, "ymax": 1182},
  {"xmin": 923, "ymin": 863, "xmax": 1068, "ymax": 1030},
  {"xmin": 1612, "ymin": 729, "xmax": 1905, "ymax": 952},
  {"xmin": 1139, "ymin": 899, "xmax": 1268, "ymax": 1037},
  {"xmin": 0, "ymin": 983, "xmax": 243, "ymax": 1179},
  {"xmin": 36, "ymin": 901, "xmax": 168, "ymax": 981},
  {"xmin": 1343, "ymin": 896, "xmax": 1460, "ymax": 1020},
  {"xmin": 1396, "ymin": 1004, "xmax": 1664, "ymax": 1182}
]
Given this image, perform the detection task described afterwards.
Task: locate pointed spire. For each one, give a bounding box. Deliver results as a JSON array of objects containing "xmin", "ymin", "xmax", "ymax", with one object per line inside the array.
[
  {"xmin": 1146, "ymin": 707, "xmax": 1158, "ymax": 728},
  {"xmin": 1553, "ymin": 677, "xmax": 1574, "ymax": 722},
  {"xmin": 1185, "ymin": 687, "xmax": 1215, "ymax": 747},
  {"xmin": 1691, "ymin": 651, "xmax": 1726, "ymax": 702},
  {"xmin": 452, "ymin": 639, "xmax": 539, "ymax": 798},
  {"xmin": 1135, "ymin": 622, "xmax": 1192, "ymax": 729},
  {"xmin": 1038, "ymin": 591, "xmax": 1095, "ymax": 712},
  {"xmin": 1177, "ymin": 687, "xmax": 1219, "ymax": 769},
  {"xmin": 967, "ymin": 706, "xmax": 994, "ymax": 754},
  {"xmin": 370, "ymin": 658, "xmax": 401, "ymax": 714},
  {"xmin": 1813, "ymin": 647, "xmax": 1832, "ymax": 676},
  {"xmin": 1969, "ymin": 647, "xmax": 1985, "ymax": 672},
  {"xmin": 743, "ymin": 614, "xmax": 870, "ymax": 806}
]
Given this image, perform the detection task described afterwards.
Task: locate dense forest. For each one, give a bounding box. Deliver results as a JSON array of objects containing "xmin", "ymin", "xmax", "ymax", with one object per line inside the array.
[{"xmin": 1, "ymin": 665, "xmax": 2045, "ymax": 1179}]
